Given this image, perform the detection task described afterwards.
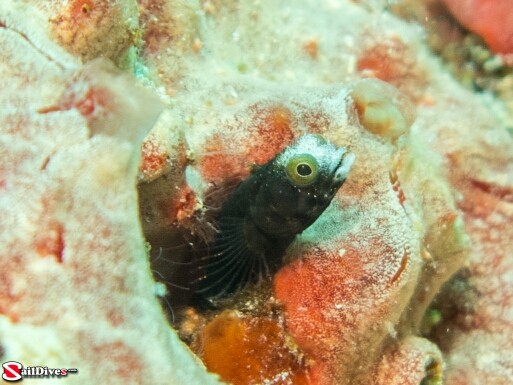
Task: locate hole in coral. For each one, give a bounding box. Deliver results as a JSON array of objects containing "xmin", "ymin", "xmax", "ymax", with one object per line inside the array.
[
  {"xmin": 138, "ymin": 160, "xmax": 313, "ymax": 385},
  {"xmin": 420, "ymin": 268, "xmax": 479, "ymax": 350},
  {"xmin": 137, "ymin": 169, "xmax": 246, "ymax": 318}
]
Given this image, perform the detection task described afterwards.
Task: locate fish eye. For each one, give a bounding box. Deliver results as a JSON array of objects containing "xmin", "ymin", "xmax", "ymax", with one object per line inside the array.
[
  {"xmin": 286, "ymin": 154, "xmax": 319, "ymax": 186},
  {"xmin": 297, "ymin": 163, "xmax": 312, "ymax": 176}
]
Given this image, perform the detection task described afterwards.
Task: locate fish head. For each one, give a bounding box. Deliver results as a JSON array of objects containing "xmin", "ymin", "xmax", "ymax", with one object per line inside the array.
[{"xmin": 252, "ymin": 134, "xmax": 355, "ymax": 236}]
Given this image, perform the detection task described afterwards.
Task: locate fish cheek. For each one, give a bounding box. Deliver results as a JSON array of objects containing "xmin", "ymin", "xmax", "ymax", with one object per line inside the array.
[
  {"xmin": 251, "ymin": 183, "xmax": 299, "ymax": 232},
  {"xmin": 293, "ymin": 182, "xmax": 337, "ymax": 222},
  {"xmin": 243, "ymin": 219, "xmax": 286, "ymax": 262},
  {"xmin": 270, "ymin": 187, "xmax": 304, "ymax": 221}
]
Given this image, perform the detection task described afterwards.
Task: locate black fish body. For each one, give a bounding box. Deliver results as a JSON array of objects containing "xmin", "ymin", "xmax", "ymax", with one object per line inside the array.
[{"xmin": 195, "ymin": 134, "xmax": 355, "ymax": 301}]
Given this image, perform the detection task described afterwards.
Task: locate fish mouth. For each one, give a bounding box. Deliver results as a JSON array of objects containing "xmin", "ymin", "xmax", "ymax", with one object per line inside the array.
[{"xmin": 333, "ymin": 149, "xmax": 355, "ymax": 184}]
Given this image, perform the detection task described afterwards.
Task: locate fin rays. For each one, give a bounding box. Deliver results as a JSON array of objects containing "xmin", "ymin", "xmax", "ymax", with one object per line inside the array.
[{"xmin": 194, "ymin": 215, "xmax": 263, "ymax": 298}]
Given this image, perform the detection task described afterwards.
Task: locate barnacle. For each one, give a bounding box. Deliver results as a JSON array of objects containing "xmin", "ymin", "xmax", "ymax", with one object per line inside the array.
[{"xmin": 350, "ymin": 78, "xmax": 416, "ymax": 140}]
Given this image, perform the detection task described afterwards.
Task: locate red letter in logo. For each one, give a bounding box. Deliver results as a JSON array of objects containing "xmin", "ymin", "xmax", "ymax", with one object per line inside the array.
[{"xmin": 2, "ymin": 361, "xmax": 22, "ymax": 382}]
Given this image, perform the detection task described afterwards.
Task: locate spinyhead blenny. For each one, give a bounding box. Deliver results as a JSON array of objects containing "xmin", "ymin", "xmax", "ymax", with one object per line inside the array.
[{"xmin": 194, "ymin": 134, "xmax": 355, "ymax": 302}]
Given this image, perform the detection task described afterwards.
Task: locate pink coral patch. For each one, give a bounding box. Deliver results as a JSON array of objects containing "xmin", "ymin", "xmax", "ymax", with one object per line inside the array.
[
  {"xmin": 274, "ymin": 247, "xmax": 368, "ymax": 384},
  {"xmin": 70, "ymin": 0, "xmax": 95, "ymax": 21},
  {"xmin": 139, "ymin": 138, "xmax": 170, "ymax": 180},
  {"xmin": 443, "ymin": 0, "xmax": 513, "ymax": 57},
  {"xmin": 245, "ymin": 104, "xmax": 295, "ymax": 164},
  {"xmin": 199, "ymin": 103, "xmax": 295, "ymax": 183},
  {"xmin": 34, "ymin": 222, "xmax": 65, "ymax": 263},
  {"xmin": 39, "ymin": 85, "xmax": 113, "ymax": 122}
]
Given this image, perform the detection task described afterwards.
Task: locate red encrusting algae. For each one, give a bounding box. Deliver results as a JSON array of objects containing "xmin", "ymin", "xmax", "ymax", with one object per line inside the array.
[{"xmin": 192, "ymin": 311, "xmax": 311, "ymax": 385}]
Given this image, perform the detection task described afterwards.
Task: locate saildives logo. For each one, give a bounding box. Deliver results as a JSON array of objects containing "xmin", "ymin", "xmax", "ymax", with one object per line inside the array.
[
  {"xmin": 2, "ymin": 361, "xmax": 78, "ymax": 382},
  {"xmin": 2, "ymin": 362, "xmax": 21, "ymax": 382}
]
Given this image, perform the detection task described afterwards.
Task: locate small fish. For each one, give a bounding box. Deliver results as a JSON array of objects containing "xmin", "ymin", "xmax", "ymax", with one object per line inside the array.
[{"xmin": 194, "ymin": 134, "xmax": 355, "ymax": 301}]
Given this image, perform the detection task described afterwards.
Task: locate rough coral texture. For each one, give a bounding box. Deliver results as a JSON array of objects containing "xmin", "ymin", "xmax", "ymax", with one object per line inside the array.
[
  {"xmin": 0, "ymin": 2, "xmax": 221, "ymax": 384},
  {"xmin": 2, "ymin": 1, "xmax": 513, "ymax": 385}
]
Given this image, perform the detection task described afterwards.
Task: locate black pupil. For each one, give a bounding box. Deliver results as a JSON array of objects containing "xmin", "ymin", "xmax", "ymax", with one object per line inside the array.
[{"xmin": 297, "ymin": 163, "xmax": 312, "ymax": 177}]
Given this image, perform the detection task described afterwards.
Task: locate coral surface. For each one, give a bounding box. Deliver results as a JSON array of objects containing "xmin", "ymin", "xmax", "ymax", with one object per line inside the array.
[
  {"xmin": 1, "ymin": 1, "xmax": 513, "ymax": 385},
  {"xmin": 442, "ymin": 0, "xmax": 513, "ymax": 60}
]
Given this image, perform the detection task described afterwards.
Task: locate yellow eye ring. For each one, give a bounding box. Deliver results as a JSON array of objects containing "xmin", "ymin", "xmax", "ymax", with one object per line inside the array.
[{"xmin": 286, "ymin": 154, "xmax": 319, "ymax": 186}]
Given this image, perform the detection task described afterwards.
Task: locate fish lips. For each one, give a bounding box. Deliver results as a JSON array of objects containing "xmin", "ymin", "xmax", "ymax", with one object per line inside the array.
[{"xmin": 332, "ymin": 148, "xmax": 355, "ymax": 185}]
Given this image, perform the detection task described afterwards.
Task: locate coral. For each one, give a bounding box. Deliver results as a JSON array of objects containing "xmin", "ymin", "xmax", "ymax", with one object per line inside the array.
[
  {"xmin": 355, "ymin": 33, "xmax": 429, "ymax": 102},
  {"xmin": 442, "ymin": 0, "xmax": 513, "ymax": 60},
  {"xmin": 2, "ymin": 0, "xmax": 513, "ymax": 384},
  {"xmin": 374, "ymin": 336, "xmax": 443, "ymax": 385},
  {"xmin": 425, "ymin": 94, "xmax": 513, "ymax": 385},
  {"xmin": 0, "ymin": 3, "xmax": 221, "ymax": 384},
  {"xmin": 40, "ymin": 0, "xmax": 139, "ymax": 66}
]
